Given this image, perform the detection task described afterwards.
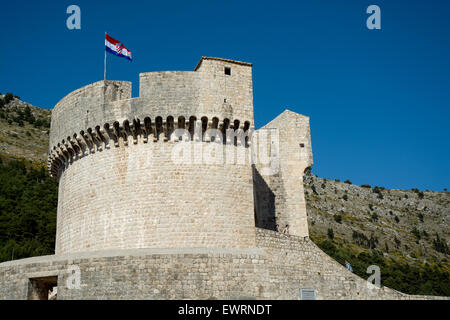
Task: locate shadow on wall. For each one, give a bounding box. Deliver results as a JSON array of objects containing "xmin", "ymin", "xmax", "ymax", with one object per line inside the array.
[{"xmin": 252, "ymin": 165, "xmax": 276, "ymax": 230}]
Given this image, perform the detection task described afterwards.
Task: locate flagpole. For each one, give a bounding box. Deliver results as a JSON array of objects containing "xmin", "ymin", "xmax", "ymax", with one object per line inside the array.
[{"xmin": 104, "ymin": 32, "xmax": 107, "ymax": 81}]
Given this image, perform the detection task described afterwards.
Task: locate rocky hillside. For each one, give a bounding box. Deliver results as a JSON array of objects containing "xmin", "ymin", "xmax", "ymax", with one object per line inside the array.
[
  {"xmin": 0, "ymin": 93, "xmax": 51, "ymax": 165},
  {"xmin": 304, "ymin": 171, "xmax": 449, "ymax": 270}
]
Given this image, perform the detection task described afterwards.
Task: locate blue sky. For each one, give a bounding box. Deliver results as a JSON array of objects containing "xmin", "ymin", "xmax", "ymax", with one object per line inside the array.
[{"xmin": 1, "ymin": 0, "xmax": 449, "ymax": 191}]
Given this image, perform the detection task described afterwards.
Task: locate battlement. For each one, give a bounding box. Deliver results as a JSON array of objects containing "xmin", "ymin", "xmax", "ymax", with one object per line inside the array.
[
  {"xmin": 194, "ymin": 56, "xmax": 252, "ymax": 71},
  {"xmin": 48, "ymin": 114, "xmax": 253, "ymax": 178},
  {"xmin": 49, "ymin": 57, "xmax": 254, "ymax": 178}
]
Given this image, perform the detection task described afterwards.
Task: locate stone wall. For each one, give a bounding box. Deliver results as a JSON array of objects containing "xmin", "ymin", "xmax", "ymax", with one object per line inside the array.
[
  {"xmin": 49, "ymin": 80, "xmax": 132, "ymax": 151},
  {"xmin": 255, "ymin": 229, "xmax": 404, "ymax": 299},
  {"xmin": 0, "ymin": 247, "xmax": 267, "ymax": 300},
  {"xmin": 0, "ymin": 229, "xmax": 448, "ymax": 300},
  {"xmin": 195, "ymin": 57, "xmax": 254, "ymax": 122},
  {"xmin": 56, "ymin": 138, "xmax": 255, "ymax": 254},
  {"xmin": 255, "ymin": 229, "xmax": 445, "ymax": 300},
  {"xmin": 253, "ymin": 110, "xmax": 313, "ymax": 237},
  {"xmin": 0, "ymin": 228, "xmax": 445, "ymax": 300}
]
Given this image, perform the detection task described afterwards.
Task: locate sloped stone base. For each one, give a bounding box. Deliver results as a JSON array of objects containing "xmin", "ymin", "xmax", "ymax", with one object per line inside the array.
[{"xmin": 0, "ymin": 229, "xmax": 445, "ymax": 300}]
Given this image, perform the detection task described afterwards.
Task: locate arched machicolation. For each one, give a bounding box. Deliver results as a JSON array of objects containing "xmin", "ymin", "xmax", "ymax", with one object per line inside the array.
[{"xmin": 48, "ymin": 115, "xmax": 254, "ymax": 179}]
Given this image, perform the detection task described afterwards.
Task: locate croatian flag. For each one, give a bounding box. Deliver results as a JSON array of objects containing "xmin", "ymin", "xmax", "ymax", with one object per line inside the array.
[{"xmin": 105, "ymin": 33, "xmax": 132, "ymax": 61}]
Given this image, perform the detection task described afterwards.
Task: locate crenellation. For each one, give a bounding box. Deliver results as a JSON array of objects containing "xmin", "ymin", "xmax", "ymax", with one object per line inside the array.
[{"xmin": 48, "ymin": 114, "xmax": 255, "ymax": 180}]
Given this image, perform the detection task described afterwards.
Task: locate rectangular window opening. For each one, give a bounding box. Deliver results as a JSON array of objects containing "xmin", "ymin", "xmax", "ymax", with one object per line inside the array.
[
  {"xmin": 300, "ymin": 288, "xmax": 316, "ymax": 300},
  {"xmin": 224, "ymin": 67, "xmax": 231, "ymax": 75}
]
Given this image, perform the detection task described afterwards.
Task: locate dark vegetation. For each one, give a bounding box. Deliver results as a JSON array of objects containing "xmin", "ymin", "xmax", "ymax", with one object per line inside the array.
[
  {"xmin": 352, "ymin": 230, "xmax": 379, "ymax": 249},
  {"xmin": 0, "ymin": 159, "xmax": 57, "ymax": 262},
  {"xmin": 316, "ymin": 239, "xmax": 450, "ymax": 296},
  {"xmin": 433, "ymin": 234, "xmax": 450, "ymax": 255},
  {"xmin": 333, "ymin": 214, "xmax": 342, "ymax": 224}
]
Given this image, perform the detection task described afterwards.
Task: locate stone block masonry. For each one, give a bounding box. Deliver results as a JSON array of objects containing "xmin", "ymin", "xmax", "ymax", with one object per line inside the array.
[
  {"xmin": 0, "ymin": 229, "xmax": 445, "ymax": 299},
  {"xmin": 253, "ymin": 110, "xmax": 313, "ymax": 237},
  {"xmin": 55, "ymin": 139, "xmax": 256, "ymax": 253}
]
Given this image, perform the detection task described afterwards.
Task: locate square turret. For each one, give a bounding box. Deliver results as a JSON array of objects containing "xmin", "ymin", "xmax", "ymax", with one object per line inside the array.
[{"xmin": 195, "ymin": 57, "xmax": 254, "ymax": 124}]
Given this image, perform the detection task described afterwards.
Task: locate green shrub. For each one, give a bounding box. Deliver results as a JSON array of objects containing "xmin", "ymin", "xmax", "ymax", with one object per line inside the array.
[
  {"xmin": 368, "ymin": 234, "xmax": 378, "ymax": 249},
  {"xmin": 371, "ymin": 212, "xmax": 378, "ymax": 222},
  {"xmin": 411, "ymin": 188, "xmax": 424, "ymax": 199},
  {"xmin": 33, "ymin": 118, "xmax": 50, "ymax": 128},
  {"xmin": 3, "ymin": 92, "xmax": 14, "ymax": 104},
  {"xmin": 0, "ymin": 160, "xmax": 58, "ymax": 263},
  {"xmin": 433, "ymin": 234, "xmax": 449, "ymax": 255},
  {"xmin": 327, "ymin": 228, "xmax": 334, "ymax": 239},
  {"xmin": 352, "ymin": 230, "xmax": 378, "ymax": 249},
  {"xmin": 418, "ymin": 213, "xmax": 424, "ymax": 222},
  {"xmin": 394, "ymin": 237, "xmax": 401, "ymax": 248},
  {"xmin": 316, "ymin": 239, "xmax": 450, "ymax": 296},
  {"xmin": 23, "ymin": 106, "xmax": 35, "ymax": 124},
  {"xmin": 334, "ymin": 214, "xmax": 342, "ymax": 224},
  {"xmin": 412, "ymin": 227, "xmax": 421, "ymax": 240}
]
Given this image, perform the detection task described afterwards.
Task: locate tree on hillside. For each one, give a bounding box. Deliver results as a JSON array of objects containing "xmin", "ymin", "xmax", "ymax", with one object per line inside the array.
[{"xmin": 0, "ymin": 160, "xmax": 58, "ymax": 262}]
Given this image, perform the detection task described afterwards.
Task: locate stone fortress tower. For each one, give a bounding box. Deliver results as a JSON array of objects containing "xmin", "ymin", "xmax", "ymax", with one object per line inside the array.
[
  {"xmin": 0, "ymin": 57, "xmax": 443, "ymax": 300},
  {"xmin": 48, "ymin": 57, "xmax": 258, "ymax": 253}
]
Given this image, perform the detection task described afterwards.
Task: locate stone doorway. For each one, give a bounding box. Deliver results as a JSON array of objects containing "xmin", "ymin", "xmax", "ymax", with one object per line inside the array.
[{"xmin": 27, "ymin": 276, "xmax": 58, "ymax": 300}]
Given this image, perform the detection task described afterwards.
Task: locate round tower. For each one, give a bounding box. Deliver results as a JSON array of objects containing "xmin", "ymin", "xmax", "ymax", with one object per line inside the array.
[{"xmin": 48, "ymin": 57, "xmax": 256, "ymax": 254}]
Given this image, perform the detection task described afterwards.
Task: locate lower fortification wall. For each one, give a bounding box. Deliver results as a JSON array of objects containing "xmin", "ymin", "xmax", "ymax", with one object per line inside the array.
[
  {"xmin": 0, "ymin": 229, "xmax": 446, "ymax": 300},
  {"xmin": 255, "ymin": 229, "xmax": 402, "ymax": 299}
]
